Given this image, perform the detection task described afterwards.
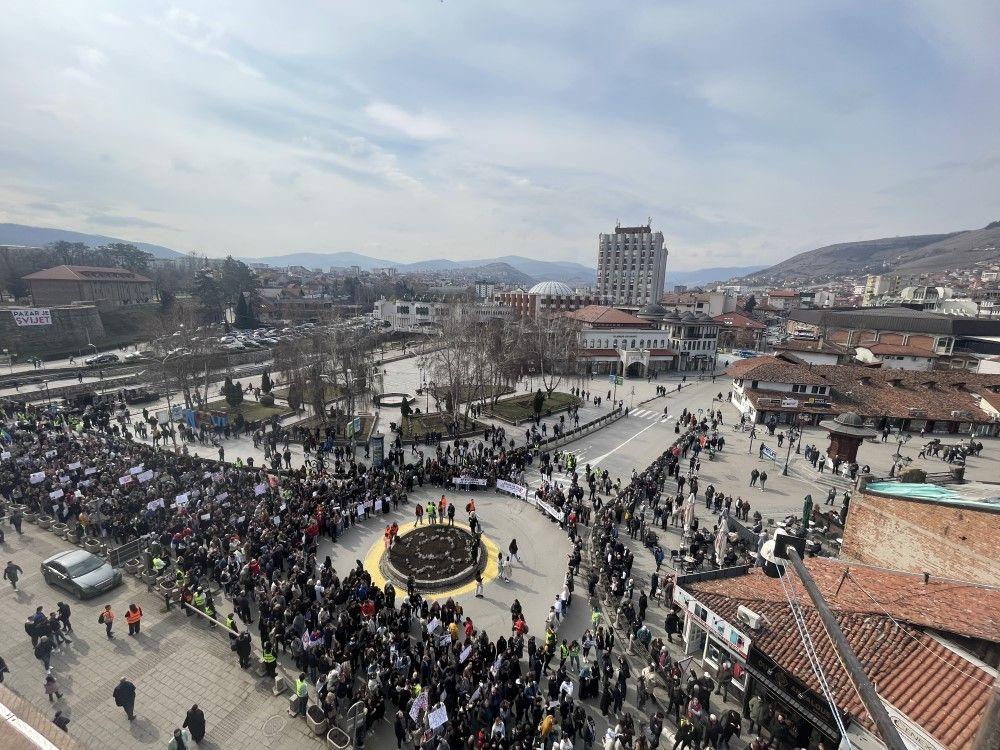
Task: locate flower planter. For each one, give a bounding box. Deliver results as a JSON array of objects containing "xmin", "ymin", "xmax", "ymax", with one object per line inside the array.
[
  {"xmin": 307, "ymin": 706, "xmax": 328, "ymax": 735},
  {"xmin": 327, "ymin": 726, "xmax": 350, "ymax": 749},
  {"xmin": 37, "ymin": 516, "xmax": 53, "ymax": 529},
  {"xmin": 158, "ymin": 579, "xmax": 174, "ymax": 592},
  {"xmin": 140, "ymin": 571, "xmax": 159, "ymax": 585},
  {"xmin": 123, "ymin": 559, "xmax": 143, "ymax": 575},
  {"xmin": 67, "ymin": 530, "xmax": 82, "ymax": 544},
  {"xmin": 84, "ymin": 539, "xmax": 104, "ymax": 554},
  {"xmin": 52, "ymin": 522, "xmax": 68, "ymax": 538},
  {"xmin": 24, "ymin": 512, "xmax": 39, "ymax": 523}
]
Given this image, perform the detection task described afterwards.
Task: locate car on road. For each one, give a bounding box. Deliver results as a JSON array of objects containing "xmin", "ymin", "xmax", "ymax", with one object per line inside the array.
[
  {"xmin": 40, "ymin": 549, "xmax": 123, "ymax": 599},
  {"xmin": 84, "ymin": 353, "xmax": 120, "ymax": 366}
]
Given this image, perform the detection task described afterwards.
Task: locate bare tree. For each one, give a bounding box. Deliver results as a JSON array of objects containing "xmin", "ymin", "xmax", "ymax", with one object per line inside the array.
[{"xmin": 528, "ymin": 316, "xmax": 578, "ymax": 397}]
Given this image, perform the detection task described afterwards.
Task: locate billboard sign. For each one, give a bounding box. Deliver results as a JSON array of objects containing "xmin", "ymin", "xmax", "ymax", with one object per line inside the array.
[{"xmin": 11, "ymin": 308, "xmax": 52, "ymax": 326}]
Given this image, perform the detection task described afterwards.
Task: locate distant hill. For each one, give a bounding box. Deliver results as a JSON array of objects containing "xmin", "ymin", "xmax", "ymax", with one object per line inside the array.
[
  {"xmin": 247, "ymin": 251, "xmax": 596, "ymax": 284},
  {"xmin": 742, "ymin": 223, "xmax": 1000, "ymax": 282},
  {"xmin": 0, "ymin": 223, "xmax": 184, "ymax": 259},
  {"xmin": 669, "ymin": 265, "xmax": 766, "ymax": 286}
]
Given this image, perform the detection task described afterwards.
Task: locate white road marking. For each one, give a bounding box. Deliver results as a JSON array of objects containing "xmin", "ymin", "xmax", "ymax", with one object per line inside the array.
[{"xmin": 589, "ymin": 413, "xmax": 672, "ymax": 466}]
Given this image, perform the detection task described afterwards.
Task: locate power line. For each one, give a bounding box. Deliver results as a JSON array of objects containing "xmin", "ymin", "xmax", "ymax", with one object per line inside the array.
[
  {"xmin": 844, "ymin": 573, "xmax": 996, "ymax": 688},
  {"xmin": 779, "ymin": 569, "xmax": 853, "ymax": 745}
]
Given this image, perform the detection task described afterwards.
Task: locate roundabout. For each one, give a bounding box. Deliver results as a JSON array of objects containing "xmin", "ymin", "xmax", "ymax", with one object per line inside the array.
[
  {"xmin": 363, "ymin": 520, "xmax": 501, "ymax": 598},
  {"xmin": 383, "ymin": 524, "xmax": 486, "ymax": 591}
]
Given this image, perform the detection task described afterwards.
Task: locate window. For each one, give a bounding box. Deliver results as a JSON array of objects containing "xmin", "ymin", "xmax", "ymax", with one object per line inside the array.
[
  {"xmin": 792, "ymin": 384, "xmax": 807, "ymax": 393},
  {"xmin": 810, "ymin": 385, "xmax": 821, "ymax": 394}
]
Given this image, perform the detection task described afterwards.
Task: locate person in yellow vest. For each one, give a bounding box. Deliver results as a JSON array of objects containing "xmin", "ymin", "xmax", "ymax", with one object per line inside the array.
[
  {"xmin": 426, "ymin": 501, "xmax": 437, "ymax": 524},
  {"xmin": 261, "ymin": 643, "xmax": 277, "ymax": 678},
  {"xmin": 124, "ymin": 603, "xmax": 143, "ymax": 636},
  {"xmin": 290, "ymin": 673, "xmax": 309, "ymax": 717}
]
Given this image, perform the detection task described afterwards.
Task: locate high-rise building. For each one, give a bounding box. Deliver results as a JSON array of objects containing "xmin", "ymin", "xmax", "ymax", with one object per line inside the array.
[{"xmin": 596, "ymin": 223, "xmax": 668, "ymax": 308}]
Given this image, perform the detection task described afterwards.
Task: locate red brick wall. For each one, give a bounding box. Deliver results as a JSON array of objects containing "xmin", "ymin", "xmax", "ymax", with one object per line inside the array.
[
  {"xmin": 908, "ymin": 334, "xmax": 935, "ymax": 349},
  {"xmin": 842, "ymin": 490, "xmax": 1000, "ymax": 585}
]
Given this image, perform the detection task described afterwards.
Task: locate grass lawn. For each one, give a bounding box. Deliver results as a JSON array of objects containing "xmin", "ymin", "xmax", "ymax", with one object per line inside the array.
[
  {"xmin": 398, "ymin": 412, "xmax": 481, "ymax": 440},
  {"xmin": 490, "ymin": 391, "xmax": 581, "ymax": 424},
  {"xmin": 202, "ymin": 398, "xmax": 287, "ymax": 423},
  {"xmin": 431, "ymin": 384, "xmax": 515, "ymax": 405},
  {"xmin": 271, "ymin": 384, "xmax": 343, "ymax": 403},
  {"xmin": 288, "ymin": 413, "xmax": 375, "ymax": 441}
]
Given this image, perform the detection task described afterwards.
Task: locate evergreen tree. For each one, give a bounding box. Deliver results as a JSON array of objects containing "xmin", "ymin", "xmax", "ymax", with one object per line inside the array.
[
  {"xmin": 260, "ymin": 371, "xmax": 273, "ymax": 394},
  {"xmin": 532, "ymin": 388, "xmax": 545, "ymax": 417}
]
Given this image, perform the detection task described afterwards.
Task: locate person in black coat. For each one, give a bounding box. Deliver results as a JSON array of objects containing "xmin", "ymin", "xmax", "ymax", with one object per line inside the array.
[
  {"xmin": 394, "ymin": 710, "xmax": 407, "ymax": 749},
  {"xmin": 113, "ymin": 677, "xmax": 136, "ymax": 721},
  {"xmin": 183, "ymin": 704, "xmax": 206, "ymax": 742}
]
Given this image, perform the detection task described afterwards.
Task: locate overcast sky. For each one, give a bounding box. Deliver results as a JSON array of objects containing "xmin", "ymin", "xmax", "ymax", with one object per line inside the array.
[{"xmin": 1, "ymin": 1, "xmax": 998, "ymax": 270}]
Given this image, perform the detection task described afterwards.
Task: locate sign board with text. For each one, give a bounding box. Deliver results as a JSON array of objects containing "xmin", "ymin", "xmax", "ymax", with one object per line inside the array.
[{"xmin": 11, "ymin": 308, "xmax": 52, "ymax": 326}]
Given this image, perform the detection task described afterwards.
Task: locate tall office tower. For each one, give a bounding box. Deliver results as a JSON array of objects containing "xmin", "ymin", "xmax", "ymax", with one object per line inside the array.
[{"xmin": 595, "ymin": 222, "xmax": 668, "ymax": 308}]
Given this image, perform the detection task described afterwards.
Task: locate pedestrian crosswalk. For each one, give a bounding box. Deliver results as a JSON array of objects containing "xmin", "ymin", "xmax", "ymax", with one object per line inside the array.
[{"xmin": 627, "ymin": 408, "xmax": 669, "ymax": 421}]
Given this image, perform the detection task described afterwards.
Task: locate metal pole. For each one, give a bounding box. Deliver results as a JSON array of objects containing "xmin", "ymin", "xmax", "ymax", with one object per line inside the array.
[{"xmin": 785, "ymin": 548, "xmax": 908, "ymax": 750}]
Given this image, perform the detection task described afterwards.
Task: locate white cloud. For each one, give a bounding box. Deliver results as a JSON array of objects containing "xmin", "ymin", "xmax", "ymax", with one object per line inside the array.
[{"xmin": 364, "ymin": 102, "xmax": 453, "ymax": 141}]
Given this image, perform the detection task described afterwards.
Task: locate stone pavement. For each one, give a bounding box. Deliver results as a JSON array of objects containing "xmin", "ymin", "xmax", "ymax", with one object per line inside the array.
[{"xmin": 0, "ymin": 523, "xmax": 324, "ymax": 749}]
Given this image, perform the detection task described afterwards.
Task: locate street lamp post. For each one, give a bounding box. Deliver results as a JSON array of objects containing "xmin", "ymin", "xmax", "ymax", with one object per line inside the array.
[
  {"xmin": 782, "ymin": 425, "xmax": 799, "ymax": 476},
  {"xmin": 2, "ymin": 348, "xmax": 12, "ymax": 374},
  {"xmin": 161, "ymin": 354, "xmax": 178, "ymax": 447}
]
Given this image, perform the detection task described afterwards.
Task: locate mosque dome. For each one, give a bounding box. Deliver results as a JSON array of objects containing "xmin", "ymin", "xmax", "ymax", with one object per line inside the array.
[{"xmin": 528, "ymin": 281, "xmax": 574, "ymax": 296}]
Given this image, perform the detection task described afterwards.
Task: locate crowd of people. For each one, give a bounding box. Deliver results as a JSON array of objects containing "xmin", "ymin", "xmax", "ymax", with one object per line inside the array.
[{"xmin": 0, "ymin": 379, "xmax": 788, "ymax": 750}]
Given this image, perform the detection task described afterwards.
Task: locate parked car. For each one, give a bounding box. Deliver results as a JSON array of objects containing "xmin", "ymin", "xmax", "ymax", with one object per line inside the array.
[
  {"xmin": 40, "ymin": 549, "xmax": 123, "ymax": 600},
  {"xmin": 122, "ymin": 387, "xmax": 160, "ymax": 404},
  {"xmin": 84, "ymin": 353, "xmax": 120, "ymax": 366}
]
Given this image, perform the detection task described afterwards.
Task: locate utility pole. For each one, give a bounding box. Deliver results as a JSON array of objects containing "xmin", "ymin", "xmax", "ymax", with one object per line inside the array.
[{"xmin": 784, "ymin": 548, "xmax": 908, "ymax": 750}]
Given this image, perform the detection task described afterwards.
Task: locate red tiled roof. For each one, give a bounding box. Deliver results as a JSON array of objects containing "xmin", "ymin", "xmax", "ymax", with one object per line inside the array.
[
  {"xmin": 774, "ymin": 339, "xmax": 850, "ymax": 355},
  {"xmin": 861, "ymin": 343, "xmax": 939, "ymax": 358},
  {"xmin": 767, "ymin": 289, "xmax": 800, "ymax": 297},
  {"xmin": 688, "ymin": 564, "xmax": 998, "ymax": 749},
  {"xmin": 563, "ymin": 305, "xmax": 652, "ymax": 328},
  {"xmin": 22, "ymin": 264, "xmax": 152, "ymax": 283},
  {"xmin": 726, "ymin": 356, "xmax": 829, "ymax": 384},
  {"xmin": 713, "ymin": 312, "xmax": 766, "ymax": 329}
]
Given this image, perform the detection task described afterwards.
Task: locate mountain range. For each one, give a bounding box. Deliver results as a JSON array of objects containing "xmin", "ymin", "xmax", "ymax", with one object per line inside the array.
[
  {"xmin": 0, "ymin": 222, "xmax": 184, "ymax": 260},
  {"xmin": 741, "ymin": 222, "xmax": 1000, "ymax": 283}
]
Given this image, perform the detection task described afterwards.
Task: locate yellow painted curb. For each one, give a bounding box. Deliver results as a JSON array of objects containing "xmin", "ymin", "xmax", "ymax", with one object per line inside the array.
[{"xmin": 362, "ymin": 519, "xmax": 500, "ymax": 599}]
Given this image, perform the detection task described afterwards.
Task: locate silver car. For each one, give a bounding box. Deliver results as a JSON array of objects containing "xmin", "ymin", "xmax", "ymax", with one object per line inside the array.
[{"xmin": 41, "ymin": 549, "xmax": 123, "ymax": 600}]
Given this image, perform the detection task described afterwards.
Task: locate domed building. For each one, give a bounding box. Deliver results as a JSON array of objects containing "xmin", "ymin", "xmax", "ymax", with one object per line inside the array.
[
  {"xmin": 495, "ymin": 280, "xmax": 600, "ymax": 318},
  {"xmin": 528, "ymin": 280, "xmax": 573, "ymax": 297}
]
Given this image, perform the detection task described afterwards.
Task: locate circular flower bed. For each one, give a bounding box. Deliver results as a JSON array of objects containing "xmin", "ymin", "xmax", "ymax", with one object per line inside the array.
[{"xmin": 383, "ymin": 525, "xmax": 485, "ymax": 591}]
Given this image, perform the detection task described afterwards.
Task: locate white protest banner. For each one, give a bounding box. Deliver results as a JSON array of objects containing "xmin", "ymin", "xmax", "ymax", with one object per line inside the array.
[
  {"xmin": 30, "ymin": 471, "xmax": 45, "ymax": 484},
  {"xmin": 147, "ymin": 498, "xmax": 165, "ymax": 511},
  {"xmin": 536, "ymin": 498, "xmax": 562, "ymax": 523},
  {"xmin": 84, "ymin": 467, "xmax": 97, "ymax": 476},
  {"xmin": 409, "ymin": 693, "xmax": 428, "ymax": 722},
  {"xmin": 129, "ymin": 465, "xmax": 144, "ymax": 475},
  {"xmin": 216, "ymin": 492, "xmax": 229, "ymax": 502},
  {"xmin": 427, "ymin": 705, "xmax": 448, "ymax": 730},
  {"xmin": 11, "ymin": 308, "xmax": 52, "ymax": 326},
  {"xmin": 1, "ymin": 451, "xmax": 11, "ymax": 460},
  {"xmin": 254, "ymin": 482, "xmax": 267, "ymax": 496},
  {"xmin": 174, "ymin": 493, "xmax": 190, "ymax": 507},
  {"xmin": 439, "ymin": 633, "xmax": 452, "ymax": 647},
  {"xmin": 137, "ymin": 469, "xmax": 154, "ymax": 483},
  {"xmin": 496, "ymin": 479, "xmax": 528, "ymax": 500},
  {"xmin": 460, "ymin": 645, "xmax": 473, "ymax": 663},
  {"xmin": 426, "ymin": 617, "xmax": 441, "ymax": 634},
  {"xmin": 49, "ymin": 489, "xmax": 64, "ymax": 500},
  {"xmin": 59, "ymin": 475, "xmax": 69, "ymax": 483},
  {"xmin": 452, "ymin": 476, "xmax": 487, "ymax": 487},
  {"xmin": 67, "ymin": 461, "xmax": 81, "ymax": 470},
  {"xmin": 200, "ymin": 513, "xmax": 211, "ymax": 521},
  {"xmin": 118, "ymin": 475, "xmax": 133, "ymax": 486}
]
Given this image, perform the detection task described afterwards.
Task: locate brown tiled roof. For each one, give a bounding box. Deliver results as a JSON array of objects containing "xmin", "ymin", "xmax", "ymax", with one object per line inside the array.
[
  {"xmin": 861, "ymin": 343, "xmax": 939, "ymax": 358},
  {"xmin": 688, "ymin": 564, "xmax": 998, "ymax": 749},
  {"xmin": 563, "ymin": 305, "xmax": 652, "ymax": 328},
  {"xmin": 767, "ymin": 289, "xmax": 800, "ymax": 297},
  {"xmin": 22, "ymin": 264, "xmax": 152, "ymax": 283},
  {"xmin": 726, "ymin": 356, "xmax": 829, "ymax": 384},
  {"xmin": 774, "ymin": 339, "xmax": 850, "ymax": 354},
  {"xmin": 728, "ymin": 359, "xmax": 1000, "ymax": 422},
  {"xmin": 713, "ymin": 312, "xmax": 766, "ymax": 329}
]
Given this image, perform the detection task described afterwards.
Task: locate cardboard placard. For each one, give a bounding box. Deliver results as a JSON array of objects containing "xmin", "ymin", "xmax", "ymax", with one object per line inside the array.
[{"xmin": 30, "ymin": 471, "xmax": 46, "ymax": 484}]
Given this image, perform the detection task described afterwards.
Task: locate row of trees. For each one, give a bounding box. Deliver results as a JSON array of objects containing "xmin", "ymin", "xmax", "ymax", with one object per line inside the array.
[{"xmin": 420, "ymin": 314, "xmax": 579, "ymax": 424}]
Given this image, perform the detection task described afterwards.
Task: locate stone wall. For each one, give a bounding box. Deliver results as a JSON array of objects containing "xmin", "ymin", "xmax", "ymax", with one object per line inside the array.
[
  {"xmin": 841, "ymin": 488, "xmax": 1000, "ymax": 585},
  {"xmin": 0, "ymin": 303, "xmax": 104, "ymax": 354}
]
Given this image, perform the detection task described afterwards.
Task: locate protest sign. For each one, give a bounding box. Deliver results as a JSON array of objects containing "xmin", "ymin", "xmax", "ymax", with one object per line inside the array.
[
  {"xmin": 409, "ymin": 693, "xmax": 428, "ymax": 721},
  {"xmin": 147, "ymin": 498, "xmax": 165, "ymax": 511},
  {"xmin": 452, "ymin": 476, "xmax": 487, "ymax": 487},
  {"xmin": 49, "ymin": 489, "xmax": 64, "ymax": 500},
  {"xmin": 129, "ymin": 465, "xmax": 144, "ymax": 475},
  {"xmin": 30, "ymin": 471, "xmax": 45, "ymax": 484},
  {"xmin": 426, "ymin": 617, "xmax": 441, "ymax": 634},
  {"xmin": 119, "ymin": 475, "xmax": 133, "ymax": 486},
  {"xmin": 1, "ymin": 451, "xmax": 12, "ymax": 460},
  {"xmin": 138, "ymin": 469, "xmax": 154, "ymax": 483},
  {"xmin": 496, "ymin": 479, "xmax": 528, "ymax": 500},
  {"xmin": 67, "ymin": 461, "xmax": 81, "ymax": 470},
  {"xmin": 460, "ymin": 645, "xmax": 473, "ymax": 663},
  {"xmin": 254, "ymin": 482, "xmax": 267, "ymax": 496},
  {"xmin": 85, "ymin": 467, "xmax": 97, "ymax": 476},
  {"xmin": 175, "ymin": 493, "xmax": 190, "ymax": 507},
  {"xmin": 428, "ymin": 705, "xmax": 448, "ymax": 730}
]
